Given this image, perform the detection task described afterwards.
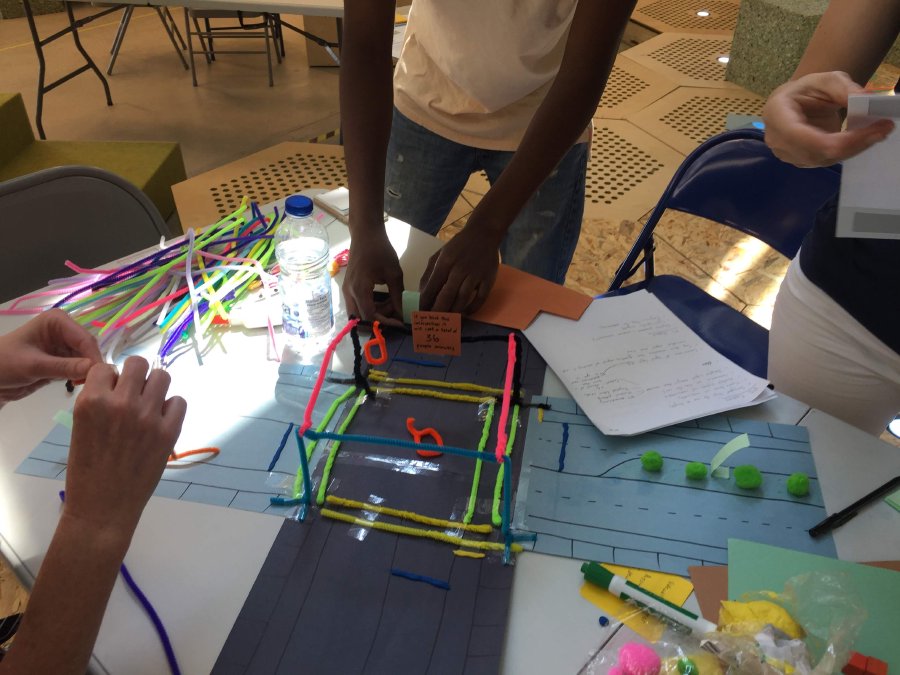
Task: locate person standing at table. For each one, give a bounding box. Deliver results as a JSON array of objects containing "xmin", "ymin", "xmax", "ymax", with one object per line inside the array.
[
  {"xmin": 340, "ymin": 0, "xmax": 636, "ymax": 321},
  {"xmin": 762, "ymin": 0, "xmax": 900, "ymax": 436},
  {"xmin": 0, "ymin": 310, "xmax": 186, "ymax": 674}
]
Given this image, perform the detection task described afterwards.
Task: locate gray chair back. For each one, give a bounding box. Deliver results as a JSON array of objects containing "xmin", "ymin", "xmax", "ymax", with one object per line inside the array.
[{"xmin": 0, "ymin": 165, "xmax": 171, "ymax": 303}]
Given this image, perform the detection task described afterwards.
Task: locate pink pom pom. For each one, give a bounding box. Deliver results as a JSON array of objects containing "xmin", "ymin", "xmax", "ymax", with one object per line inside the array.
[
  {"xmin": 617, "ymin": 642, "xmax": 661, "ymax": 675},
  {"xmin": 608, "ymin": 668, "xmax": 625, "ymax": 675}
]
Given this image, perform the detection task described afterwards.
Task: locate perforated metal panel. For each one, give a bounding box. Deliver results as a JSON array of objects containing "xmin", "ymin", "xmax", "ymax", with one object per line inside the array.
[
  {"xmin": 173, "ymin": 142, "xmax": 348, "ymax": 231},
  {"xmin": 597, "ymin": 55, "xmax": 678, "ymax": 120},
  {"xmin": 623, "ymin": 33, "xmax": 738, "ymax": 89},
  {"xmin": 582, "ymin": 119, "xmax": 683, "ymax": 222},
  {"xmin": 649, "ymin": 37, "xmax": 732, "ymax": 81},
  {"xmin": 633, "ymin": 0, "xmax": 739, "ymax": 34},
  {"xmin": 660, "ymin": 94, "xmax": 763, "ymax": 144},
  {"xmin": 207, "ymin": 149, "xmax": 347, "ymax": 220},
  {"xmin": 587, "ymin": 126, "xmax": 664, "ymax": 206},
  {"xmin": 630, "ymin": 87, "xmax": 765, "ymax": 155},
  {"xmin": 600, "ymin": 65, "xmax": 651, "ymax": 111}
]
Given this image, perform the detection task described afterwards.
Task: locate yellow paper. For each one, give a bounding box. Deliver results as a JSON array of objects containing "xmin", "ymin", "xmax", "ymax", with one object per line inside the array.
[
  {"xmin": 579, "ymin": 564, "xmax": 694, "ymax": 641},
  {"xmin": 719, "ymin": 599, "xmax": 804, "ymax": 639}
]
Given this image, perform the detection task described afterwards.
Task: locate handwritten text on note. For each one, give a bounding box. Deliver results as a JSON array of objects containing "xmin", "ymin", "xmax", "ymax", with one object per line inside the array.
[{"xmin": 524, "ymin": 291, "xmax": 773, "ymax": 435}]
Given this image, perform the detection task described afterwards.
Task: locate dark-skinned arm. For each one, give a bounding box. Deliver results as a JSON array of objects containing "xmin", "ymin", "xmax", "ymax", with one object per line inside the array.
[
  {"xmin": 340, "ymin": 0, "xmax": 404, "ymax": 323},
  {"xmin": 419, "ymin": 0, "xmax": 637, "ymax": 313}
]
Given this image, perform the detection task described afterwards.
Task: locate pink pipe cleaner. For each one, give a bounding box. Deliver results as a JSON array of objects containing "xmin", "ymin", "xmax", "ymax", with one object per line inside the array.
[
  {"xmin": 300, "ymin": 318, "xmax": 359, "ymax": 436},
  {"xmin": 493, "ymin": 333, "xmax": 517, "ymax": 462}
]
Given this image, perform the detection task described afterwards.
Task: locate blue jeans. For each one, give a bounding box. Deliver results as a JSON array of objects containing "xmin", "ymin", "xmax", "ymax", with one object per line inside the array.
[{"xmin": 384, "ymin": 108, "xmax": 588, "ymax": 284}]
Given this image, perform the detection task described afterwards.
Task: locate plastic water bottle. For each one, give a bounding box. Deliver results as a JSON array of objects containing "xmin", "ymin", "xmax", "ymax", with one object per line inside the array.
[{"xmin": 275, "ymin": 194, "xmax": 333, "ymax": 356}]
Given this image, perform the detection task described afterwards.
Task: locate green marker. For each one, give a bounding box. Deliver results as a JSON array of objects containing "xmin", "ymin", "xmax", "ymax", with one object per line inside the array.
[{"xmin": 580, "ymin": 562, "xmax": 717, "ymax": 636}]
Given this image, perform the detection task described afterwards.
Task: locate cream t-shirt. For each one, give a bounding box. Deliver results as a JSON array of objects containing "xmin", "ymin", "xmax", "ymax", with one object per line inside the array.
[{"xmin": 393, "ymin": 0, "xmax": 590, "ymax": 151}]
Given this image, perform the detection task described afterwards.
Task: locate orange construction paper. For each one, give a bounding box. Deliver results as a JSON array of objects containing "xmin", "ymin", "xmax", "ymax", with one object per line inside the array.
[{"xmin": 469, "ymin": 264, "xmax": 592, "ymax": 330}]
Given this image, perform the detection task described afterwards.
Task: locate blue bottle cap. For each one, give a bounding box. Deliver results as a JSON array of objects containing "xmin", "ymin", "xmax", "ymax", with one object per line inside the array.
[{"xmin": 285, "ymin": 194, "xmax": 314, "ymax": 217}]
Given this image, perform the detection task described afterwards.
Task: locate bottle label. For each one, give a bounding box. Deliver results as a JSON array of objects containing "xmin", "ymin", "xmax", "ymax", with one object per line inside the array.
[
  {"xmin": 281, "ymin": 278, "xmax": 333, "ymax": 340},
  {"xmin": 304, "ymin": 286, "xmax": 334, "ymax": 336}
]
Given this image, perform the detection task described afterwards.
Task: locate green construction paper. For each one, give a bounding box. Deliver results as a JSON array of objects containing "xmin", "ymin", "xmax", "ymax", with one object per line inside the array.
[
  {"xmin": 52, "ymin": 409, "xmax": 73, "ymax": 430},
  {"xmin": 728, "ymin": 539, "xmax": 900, "ymax": 670},
  {"xmin": 886, "ymin": 488, "xmax": 900, "ymax": 513},
  {"xmin": 402, "ymin": 290, "xmax": 420, "ymax": 324}
]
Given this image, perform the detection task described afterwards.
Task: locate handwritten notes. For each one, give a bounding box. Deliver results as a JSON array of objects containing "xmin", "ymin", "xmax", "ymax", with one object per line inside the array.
[
  {"xmin": 523, "ymin": 291, "xmax": 774, "ymax": 435},
  {"xmin": 412, "ymin": 311, "xmax": 461, "ymax": 356}
]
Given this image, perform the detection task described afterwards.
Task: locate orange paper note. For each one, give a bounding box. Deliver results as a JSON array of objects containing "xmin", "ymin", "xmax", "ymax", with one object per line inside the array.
[
  {"xmin": 468, "ymin": 264, "xmax": 591, "ymax": 330},
  {"xmin": 412, "ymin": 311, "xmax": 461, "ymax": 356}
]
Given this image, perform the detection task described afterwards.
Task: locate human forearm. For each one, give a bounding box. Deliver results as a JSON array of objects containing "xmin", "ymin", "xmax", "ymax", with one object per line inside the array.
[
  {"xmin": 339, "ymin": 0, "xmax": 406, "ymax": 321},
  {"xmin": 794, "ymin": 0, "xmax": 900, "ymax": 83},
  {"xmin": 475, "ymin": 0, "xmax": 636, "ymax": 241},
  {"xmin": 341, "ymin": 0, "xmax": 396, "ymax": 234},
  {"xmin": 0, "ymin": 515, "xmax": 131, "ymax": 675}
]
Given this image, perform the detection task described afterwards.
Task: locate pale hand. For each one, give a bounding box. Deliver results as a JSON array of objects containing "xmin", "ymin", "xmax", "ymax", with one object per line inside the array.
[
  {"xmin": 763, "ymin": 71, "xmax": 895, "ymax": 167},
  {"xmin": 0, "ymin": 309, "xmax": 102, "ymax": 404},
  {"xmin": 63, "ymin": 356, "xmax": 187, "ymax": 542}
]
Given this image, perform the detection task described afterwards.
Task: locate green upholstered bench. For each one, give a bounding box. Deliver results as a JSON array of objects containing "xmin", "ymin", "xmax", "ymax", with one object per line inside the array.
[{"xmin": 0, "ymin": 92, "xmax": 186, "ymax": 225}]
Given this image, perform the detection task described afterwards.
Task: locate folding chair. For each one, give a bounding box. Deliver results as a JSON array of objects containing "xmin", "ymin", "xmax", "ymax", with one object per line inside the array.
[
  {"xmin": 106, "ymin": 5, "xmax": 189, "ymax": 75},
  {"xmin": 606, "ymin": 128, "xmax": 841, "ymax": 378},
  {"xmin": 0, "ymin": 165, "xmax": 172, "ymax": 302},
  {"xmin": 183, "ymin": 9, "xmax": 283, "ymax": 87}
]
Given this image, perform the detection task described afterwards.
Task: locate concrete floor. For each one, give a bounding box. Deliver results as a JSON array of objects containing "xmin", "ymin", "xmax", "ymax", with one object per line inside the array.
[{"xmin": 0, "ymin": 5, "xmax": 342, "ymax": 176}]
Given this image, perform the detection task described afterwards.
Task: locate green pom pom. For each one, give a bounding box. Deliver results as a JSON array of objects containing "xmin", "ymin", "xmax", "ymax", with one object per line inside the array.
[
  {"xmin": 678, "ymin": 657, "xmax": 698, "ymax": 675},
  {"xmin": 734, "ymin": 464, "xmax": 763, "ymax": 489},
  {"xmin": 685, "ymin": 462, "xmax": 708, "ymax": 480},
  {"xmin": 641, "ymin": 451, "xmax": 663, "ymax": 472},
  {"xmin": 787, "ymin": 472, "xmax": 810, "ymax": 497}
]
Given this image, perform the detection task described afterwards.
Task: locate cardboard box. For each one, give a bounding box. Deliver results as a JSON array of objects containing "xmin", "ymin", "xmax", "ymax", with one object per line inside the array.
[{"xmin": 302, "ymin": 15, "xmax": 340, "ymax": 67}]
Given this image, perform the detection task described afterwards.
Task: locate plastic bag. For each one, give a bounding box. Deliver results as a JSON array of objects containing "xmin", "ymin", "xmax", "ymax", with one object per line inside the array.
[
  {"xmin": 579, "ymin": 571, "xmax": 866, "ymax": 674},
  {"xmin": 710, "ymin": 571, "xmax": 866, "ymax": 674}
]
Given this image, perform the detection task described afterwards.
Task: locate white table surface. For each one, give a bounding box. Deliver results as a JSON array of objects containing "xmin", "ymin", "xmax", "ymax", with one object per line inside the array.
[
  {"xmin": 66, "ymin": 0, "xmax": 342, "ymax": 14},
  {"xmin": 143, "ymin": 0, "xmax": 343, "ymax": 16},
  {"xmin": 1, "ymin": 206, "xmax": 898, "ymax": 674}
]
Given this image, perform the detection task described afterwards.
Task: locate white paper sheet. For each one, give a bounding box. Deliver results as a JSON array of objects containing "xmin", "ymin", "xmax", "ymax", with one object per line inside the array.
[
  {"xmin": 523, "ymin": 290, "xmax": 775, "ymax": 435},
  {"xmin": 836, "ymin": 93, "xmax": 900, "ymax": 240}
]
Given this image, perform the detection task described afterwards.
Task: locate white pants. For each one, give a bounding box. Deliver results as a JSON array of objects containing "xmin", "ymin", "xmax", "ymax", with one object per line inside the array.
[{"xmin": 768, "ymin": 257, "xmax": 900, "ymax": 436}]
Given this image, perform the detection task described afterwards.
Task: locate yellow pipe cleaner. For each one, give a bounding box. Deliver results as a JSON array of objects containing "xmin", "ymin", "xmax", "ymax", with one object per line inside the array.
[
  {"xmin": 325, "ymin": 496, "xmax": 492, "ymax": 533},
  {"xmin": 379, "ymin": 387, "xmax": 493, "ymax": 405},
  {"xmin": 320, "ymin": 509, "xmax": 523, "ymax": 553},
  {"xmin": 452, "ymin": 550, "xmax": 486, "ymax": 559},
  {"xmin": 369, "ymin": 371, "xmax": 503, "ymax": 395}
]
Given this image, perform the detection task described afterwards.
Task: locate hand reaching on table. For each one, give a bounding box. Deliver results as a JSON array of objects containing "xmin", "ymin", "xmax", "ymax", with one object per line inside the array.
[
  {"xmin": 0, "ymin": 357, "xmax": 186, "ymax": 675},
  {"xmin": 762, "ymin": 71, "xmax": 895, "ymax": 167},
  {"xmin": 64, "ymin": 355, "xmax": 187, "ymax": 540},
  {"xmin": 419, "ymin": 221, "xmax": 500, "ymax": 314},
  {"xmin": 0, "ymin": 309, "xmax": 102, "ymax": 405},
  {"xmin": 342, "ymin": 226, "xmax": 405, "ymax": 325}
]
